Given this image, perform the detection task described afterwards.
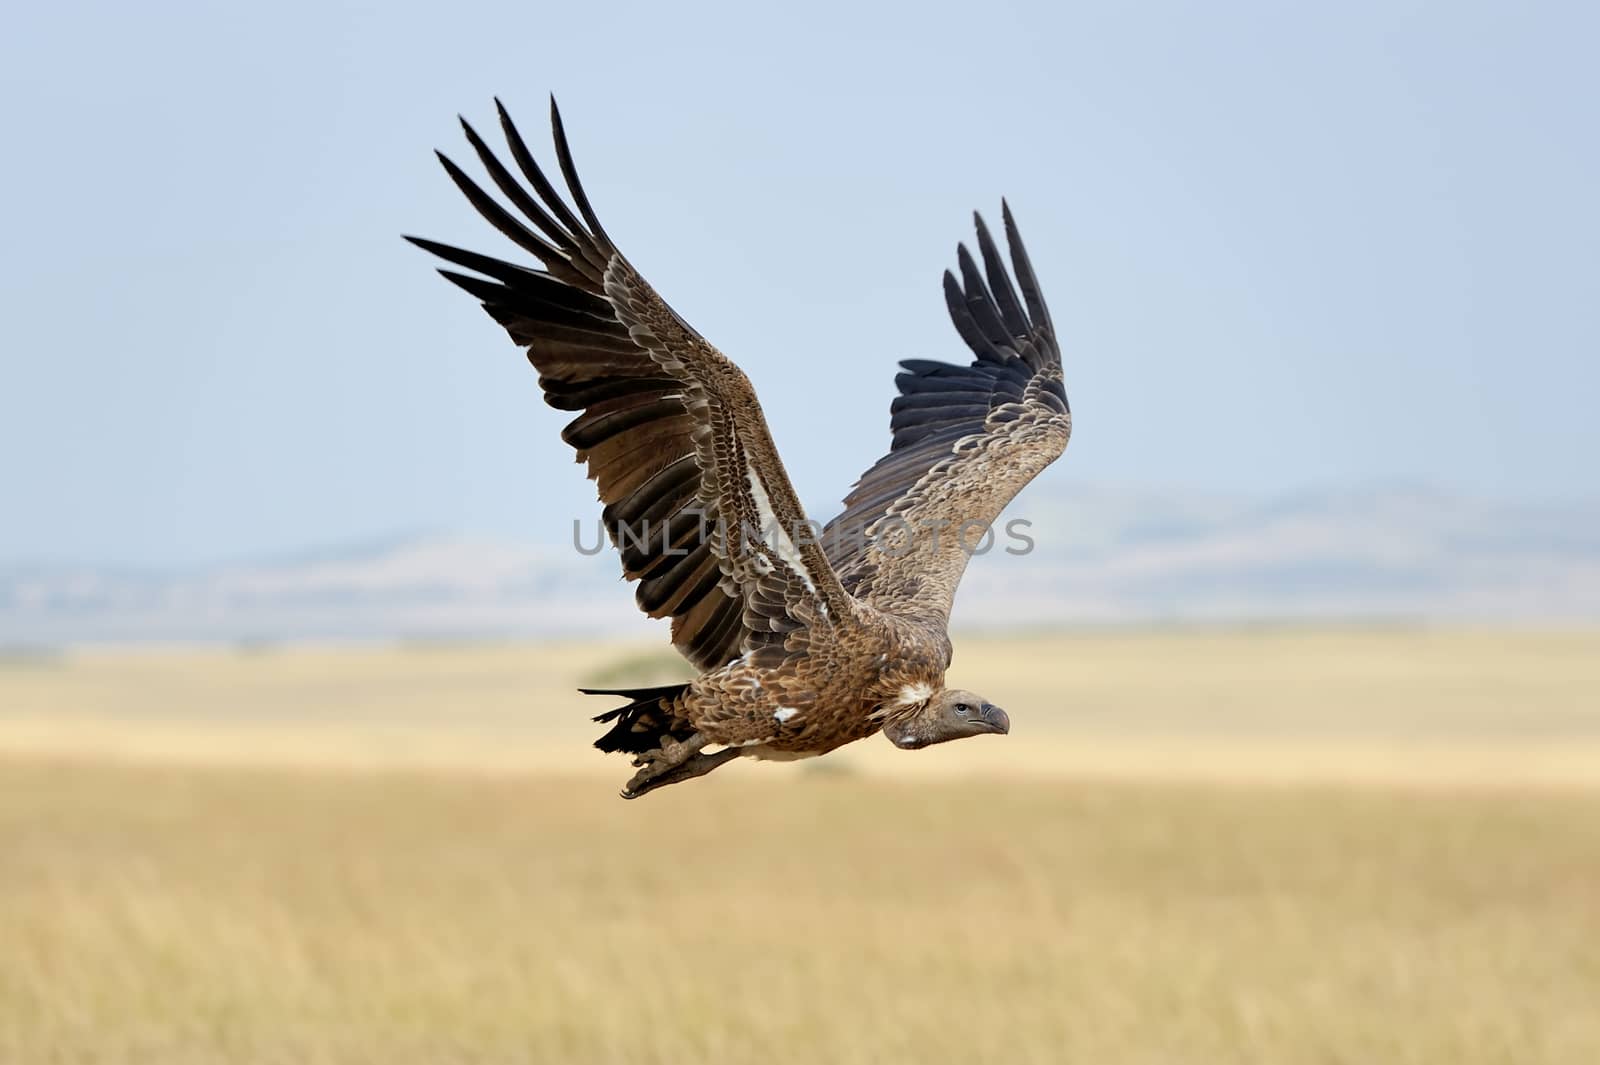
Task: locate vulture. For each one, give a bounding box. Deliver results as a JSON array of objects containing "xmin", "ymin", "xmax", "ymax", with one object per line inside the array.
[{"xmin": 408, "ymin": 99, "xmax": 1072, "ymax": 798}]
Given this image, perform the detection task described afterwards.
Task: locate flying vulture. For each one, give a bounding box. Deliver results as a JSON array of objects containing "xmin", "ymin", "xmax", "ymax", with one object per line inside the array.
[{"xmin": 408, "ymin": 99, "xmax": 1072, "ymax": 797}]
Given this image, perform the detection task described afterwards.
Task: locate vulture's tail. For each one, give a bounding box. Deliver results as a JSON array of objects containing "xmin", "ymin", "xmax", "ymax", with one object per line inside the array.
[{"xmin": 583, "ymin": 683, "xmax": 695, "ymax": 755}]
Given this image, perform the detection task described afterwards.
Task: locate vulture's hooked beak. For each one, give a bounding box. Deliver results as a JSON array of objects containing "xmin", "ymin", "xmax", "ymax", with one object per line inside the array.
[{"xmin": 979, "ymin": 702, "xmax": 1010, "ymax": 735}]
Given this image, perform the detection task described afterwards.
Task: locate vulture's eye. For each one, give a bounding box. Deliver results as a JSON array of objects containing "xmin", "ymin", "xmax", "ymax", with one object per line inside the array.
[{"xmin": 954, "ymin": 703, "xmax": 971, "ymax": 716}]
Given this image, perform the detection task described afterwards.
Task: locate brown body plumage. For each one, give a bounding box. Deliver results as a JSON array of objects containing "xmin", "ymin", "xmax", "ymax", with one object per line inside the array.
[{"xmin": 409, "ymin": 99, "xmax": 1071, "ymax": 797}]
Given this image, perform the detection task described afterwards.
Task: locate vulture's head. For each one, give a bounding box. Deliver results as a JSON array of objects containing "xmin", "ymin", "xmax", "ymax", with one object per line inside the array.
[{"xmin": 883, "ymin": 688, "xmax": 1010, "ymax": 750}]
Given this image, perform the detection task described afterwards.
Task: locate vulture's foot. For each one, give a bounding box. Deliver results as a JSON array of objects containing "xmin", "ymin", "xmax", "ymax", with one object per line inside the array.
[
  {"xmin": 620, "ymin": 740, "xmax": 740, "ymax": 800},
  {"xmin": 629, "ymin": 734, "xmax": 691, "ymax": 769},
  {"xmin": 624, "ymin": 732, "xmax": 705, "ymax": 785}
]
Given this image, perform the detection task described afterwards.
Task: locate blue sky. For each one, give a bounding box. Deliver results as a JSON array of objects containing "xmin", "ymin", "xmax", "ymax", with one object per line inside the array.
[{"xmin": 3, "ymin": 0, "xmax": 1595, "ymax": 567}]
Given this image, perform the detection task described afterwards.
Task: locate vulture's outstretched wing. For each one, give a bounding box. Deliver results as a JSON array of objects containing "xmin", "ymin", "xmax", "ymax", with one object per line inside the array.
[
  {"xmin": 408, "ymin": 100, "xmax": 852, "ymax": 669},
  {"xmin": 822, "ymin": 205, "xmax": 1071, "ymax": 626}
]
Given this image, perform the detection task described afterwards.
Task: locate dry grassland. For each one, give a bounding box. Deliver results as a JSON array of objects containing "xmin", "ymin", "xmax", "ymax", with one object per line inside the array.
[{"xmin": 2, "ymin": 628, "xmax": 1597, "ymax": 1063}]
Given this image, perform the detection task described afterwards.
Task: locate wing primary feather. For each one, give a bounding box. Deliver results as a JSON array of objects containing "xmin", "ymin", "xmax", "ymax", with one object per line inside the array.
[
  {"xmin": 974, "ymin": 212, "xmax": 1028, "ymax": 336},
  {"xmin": 435, "ymin": 268, "xmax": 512, "ymax": 304},
  {"xmin": 404, "ymin": 235, "xmax": 540, "ymax": 284},
  {"xmin": 434, "ymin": 270, "xmax": 624, "ymax": 337},
  {"xmin": 943, "ymin": 270, "xmax": 1007, "ymax": 364},
  {"xmin": 405, "ymin": 236, "xmax": 616, "ymax": 320},
  {"xmin": 457, "ymin": 116, "xmax": 586, "ymax": 260},
  {"xmin": 956, "ymin": 243, "xmax": 1011, "ymax": 345},
  {"xmin": 433, "ymin": 150, "xmax": 579, "ymax": 278},
  {"xmin": 494, "ymin": 98, "xmax": 613, "ymax": 276},
  {"xmin": 1001, "ymin": 199, "xmax": 1054, "ymax": 336},
  {"xmin": 494, "ymin": 98, "xmax": 594, "ymax": 245},
  {"xmin": 549, "ymin": 96, "xmax": 615, "ymax": 249}
]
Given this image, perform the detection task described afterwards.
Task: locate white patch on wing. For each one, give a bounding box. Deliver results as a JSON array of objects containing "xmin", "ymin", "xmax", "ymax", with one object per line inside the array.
[
  {"xmin": 744, "ymin": 462, "xmax": 818, "ymax": 597},
  {"xmin": 899, "ymin": 683, "xmax": 934, "ymax": 706},
  {"xmin": 773, "ymin": 707, "xmax": 799, "ymax": 723}
]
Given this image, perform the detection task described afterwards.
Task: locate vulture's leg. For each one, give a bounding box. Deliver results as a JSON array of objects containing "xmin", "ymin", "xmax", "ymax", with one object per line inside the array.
[
  {"xmin": 628, "ymin": 731, "xmax": 707, "ymax": 773},
  {"xmin": 629, "ymin": 730, "xmax": 703, "ymax": 769},
  {"xmin": 621, "ymin": 743, "xmax": 740, "ymax": 800},
  {"xmin": 622, "ymin": 731, "xmax": 705, "ymax": 792}
]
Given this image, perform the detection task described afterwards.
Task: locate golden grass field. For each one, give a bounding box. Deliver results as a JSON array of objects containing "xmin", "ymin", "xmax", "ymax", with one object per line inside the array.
[{"xmin": 3, "ymin": 628, "xmax": 1599, "ymax": 1063}]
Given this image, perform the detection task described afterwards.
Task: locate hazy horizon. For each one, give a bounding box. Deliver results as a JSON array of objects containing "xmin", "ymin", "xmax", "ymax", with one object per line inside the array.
[
  {"xmin": 8, "ymin": 481, "xmax": 1595, "ymax": 645},
  {"xmin": 2, "ymin": 475, "xmax": 1594, "ymax": 571}
]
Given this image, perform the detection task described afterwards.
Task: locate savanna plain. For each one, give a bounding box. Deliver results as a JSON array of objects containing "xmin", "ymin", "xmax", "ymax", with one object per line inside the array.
[{"xmin": 3, "ymin": 628, "xmax": 1598, "ymax": 1064}]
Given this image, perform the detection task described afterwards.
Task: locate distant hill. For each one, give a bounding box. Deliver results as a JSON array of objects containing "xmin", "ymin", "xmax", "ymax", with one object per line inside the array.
[{"xmin": 4, "ymin": 485, "xmax": 1596, "ymax": 645}]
